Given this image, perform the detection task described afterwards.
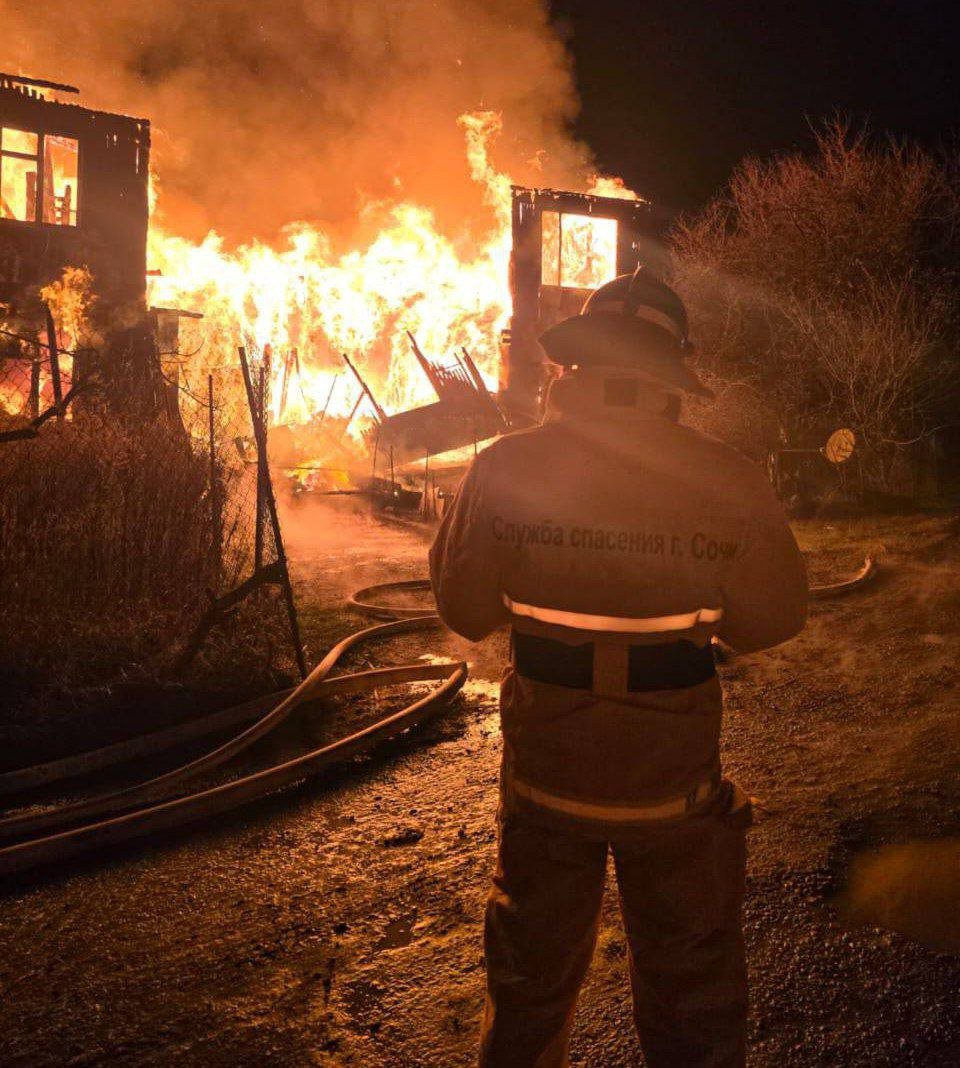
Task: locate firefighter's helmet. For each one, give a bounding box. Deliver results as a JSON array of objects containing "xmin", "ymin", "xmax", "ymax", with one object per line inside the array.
[{"xmin": 539, "ymin": 267, "xmax": 713, "ymax": 398}]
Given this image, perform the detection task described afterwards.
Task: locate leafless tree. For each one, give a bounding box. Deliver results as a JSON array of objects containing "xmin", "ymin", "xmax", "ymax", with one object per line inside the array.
[{"xmin": 672, "ymin": 119, "xmax": 960, "ymax": 492}]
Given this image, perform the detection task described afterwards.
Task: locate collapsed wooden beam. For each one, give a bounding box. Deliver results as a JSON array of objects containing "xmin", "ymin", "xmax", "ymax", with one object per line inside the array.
[{"xmin": 342, "ymin": 352, "xmax": 386, "ymax": 423}]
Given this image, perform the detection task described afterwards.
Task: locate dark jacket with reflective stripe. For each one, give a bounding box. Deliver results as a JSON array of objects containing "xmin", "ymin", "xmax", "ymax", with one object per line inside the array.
[{"xmin": 429, "ymin": 373, "xmax": 808, "ymax": 818}]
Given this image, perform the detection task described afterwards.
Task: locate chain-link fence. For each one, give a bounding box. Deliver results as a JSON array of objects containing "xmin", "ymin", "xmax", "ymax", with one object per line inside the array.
[
  {"xmin": 1, "ymin": 324, "xmax": 304, "ymax": 699},
  {"xmin": 155, "ymin": 340, "xmax": 306, "ymax": 679},
  {"xmin": 0, "ymin": 326, "xmax": 77, "ymax": 438}
]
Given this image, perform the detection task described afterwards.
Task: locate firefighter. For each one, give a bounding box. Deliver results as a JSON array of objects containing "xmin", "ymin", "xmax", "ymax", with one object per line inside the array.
[{"xmin": 429, "ymin": 267, "xmax": 807, "ymax": 1068}]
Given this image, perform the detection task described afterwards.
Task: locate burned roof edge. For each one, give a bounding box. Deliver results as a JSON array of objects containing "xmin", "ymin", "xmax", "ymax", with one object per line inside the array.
[
  {"xmin": 510, "ymin": 184, "xmax": 652, "ymax": 209},
  {"xmin": 0, "ymin": 79, "xmax": 150, "ymax": 128}
]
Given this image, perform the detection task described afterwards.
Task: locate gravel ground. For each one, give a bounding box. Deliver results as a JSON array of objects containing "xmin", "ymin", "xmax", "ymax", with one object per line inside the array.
[{"xmin": 3, "ymin": 502, "xmax": 960, "ymax": 1066}]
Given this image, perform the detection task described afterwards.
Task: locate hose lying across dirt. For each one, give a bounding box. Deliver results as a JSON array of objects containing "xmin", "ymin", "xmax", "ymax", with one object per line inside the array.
[
  {"xmin": 0, "ymin": 559, "xmax": 876, "ymax": 878},
  {"xmin": 809, "ymin": 555, "xmax": 878, "ymax": 600},
  {"xmin": 0, "ymin": 582, "xmax": 464, "ymax": 877}
]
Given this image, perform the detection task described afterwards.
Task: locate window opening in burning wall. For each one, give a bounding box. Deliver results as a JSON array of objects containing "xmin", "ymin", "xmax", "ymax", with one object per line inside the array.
[
  {"xmin": 540, "ymin": 210, "xmax": 618, "ymax": 290},
  {"xmin": 42, "ymin": 135, "xmax": 79, "ymax": 226},
  {"xmin": 0, "ymin": 128, "xmax": 39, "ymax": 222},
  {"xmin": 0, "ymin": 128, "xmax": 79, "ymax": 226}
]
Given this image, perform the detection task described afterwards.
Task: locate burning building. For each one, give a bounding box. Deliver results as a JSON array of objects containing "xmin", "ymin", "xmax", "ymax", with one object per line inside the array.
[
  {"xmin": 353, "ymin": 186, "xmax": 663, "ymax": 467},
  {"xmin": 150, "ymin": 176, "xmax": 664, "ymax": 470},
  {"xmin": 0, "ymin": 72, "xmax": 150, "ymax": 313},
  {"xmin": 1, "ymin": 71, "xmax": 665, "ymax": 476},
  {"xmin": 0, "ymin": 73, "xmax": 157, "ymax": 430},
  {"xmin": 145, "ymin": 107, "xmax": 666, "ymax": 458}
]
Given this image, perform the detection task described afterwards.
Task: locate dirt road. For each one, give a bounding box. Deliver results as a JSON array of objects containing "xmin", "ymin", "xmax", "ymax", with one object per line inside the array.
[{"xmin": 3, "ymin": 505, "xmax": 960, "ymax": 1066}]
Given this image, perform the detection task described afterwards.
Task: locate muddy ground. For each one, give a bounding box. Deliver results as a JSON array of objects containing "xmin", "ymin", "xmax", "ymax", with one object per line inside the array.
[{"xmin": 3, "ymin": 503, "xmax": 960, "ymax": 1066}]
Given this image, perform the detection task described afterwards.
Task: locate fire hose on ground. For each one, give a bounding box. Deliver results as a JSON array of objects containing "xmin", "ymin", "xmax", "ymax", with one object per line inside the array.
[
  {"xmin": 0, "ymin": 559, "xmax": 877, "ymax": 878},
  {"xmin": 0, "ymin": 582, "xmax": 462, "ymax": 877}
]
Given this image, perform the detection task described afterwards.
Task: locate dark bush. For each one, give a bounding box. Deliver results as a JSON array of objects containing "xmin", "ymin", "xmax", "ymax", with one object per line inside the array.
[
  {"xmin": 0, "ymin": 417, "xmax": 216, "ymax": 691},
  {"xmin": 673, "ymin": 120, "xmax": 960, "ymax": 494}
]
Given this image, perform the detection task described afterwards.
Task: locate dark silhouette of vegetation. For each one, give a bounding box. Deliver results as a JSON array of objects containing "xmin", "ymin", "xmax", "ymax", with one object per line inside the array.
[{"xmin": 674, "ymin": 120, "xmax": 960, "ymax": 494}]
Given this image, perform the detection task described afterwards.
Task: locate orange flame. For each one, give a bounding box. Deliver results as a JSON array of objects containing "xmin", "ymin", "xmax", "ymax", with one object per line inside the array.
[{"xmin": 147, "ymin": 112, "xmax": 636, "ymax": 435}]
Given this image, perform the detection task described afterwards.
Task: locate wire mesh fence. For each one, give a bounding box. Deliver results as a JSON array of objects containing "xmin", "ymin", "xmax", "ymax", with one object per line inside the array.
[
  {"xmin": 0, "ymin": 328, "xmax": 76, "ymax": 436},
  {"xmin": 0, "ymin": 326, "xmax": 304, "ymax": 695},
  {"xmin": 169, "ymin": 356, "xmax": 275, "ymax": 591},
  {"xmin": 166, "ymin": 342, "xmax": 305, "ymax": 678}
]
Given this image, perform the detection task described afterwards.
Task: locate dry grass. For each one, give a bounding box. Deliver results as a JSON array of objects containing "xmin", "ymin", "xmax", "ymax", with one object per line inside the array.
[{"xmin": 0, "ymin": 416, "xmax": 286, "ymax": 706}]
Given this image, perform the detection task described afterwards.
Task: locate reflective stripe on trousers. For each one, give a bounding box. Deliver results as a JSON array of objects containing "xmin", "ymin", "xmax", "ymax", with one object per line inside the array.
[{"xmin": 508, "ymin": 772, "xmax": 720, "ymax": 824}]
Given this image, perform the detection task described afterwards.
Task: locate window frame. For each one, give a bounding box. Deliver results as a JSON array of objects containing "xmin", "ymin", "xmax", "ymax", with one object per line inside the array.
[
  {"xmin": 539, "ymin": 208, "xmax": 619, "ymax": 291},
  {"xmin": 0, "ymin": 126, "xmax": 40, "ymax": 224},
  {"xmin": 0, "ymin": 126, "xmax": 81, "ymax": 229},
  {"xmin": 41, "ymin": 133, "xmax": 81, "ymax": 228}
]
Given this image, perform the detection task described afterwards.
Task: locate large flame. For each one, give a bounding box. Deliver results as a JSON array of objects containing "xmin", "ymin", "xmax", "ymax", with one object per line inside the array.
[{"xmin": 146, "ymin": 111, "xmax": 633, "ymax": 436}]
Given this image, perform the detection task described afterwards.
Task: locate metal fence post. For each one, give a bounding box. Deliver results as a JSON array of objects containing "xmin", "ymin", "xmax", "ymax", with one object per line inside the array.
[
  {"xmin": 208, "ymin": 374, "xmax": 222, "ymax": 586},
  {"xmin": 238, "ymin": 346, "xmax": 307, "ymax": 680},
  {"xmin": 254, "ymin": 364, "xmax": 266, "ymax": 572}
]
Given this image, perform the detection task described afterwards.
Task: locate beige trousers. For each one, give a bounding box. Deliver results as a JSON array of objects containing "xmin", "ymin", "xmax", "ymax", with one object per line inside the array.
[{"xmin": 478, "ymin": 790, "xmax": 751, "ymax": 1068}]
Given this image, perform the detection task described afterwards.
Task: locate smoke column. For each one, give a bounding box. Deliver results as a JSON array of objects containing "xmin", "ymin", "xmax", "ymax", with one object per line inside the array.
[{"xmin": 0, "ymin": 0, "xmax": 594, "ymax": 242}]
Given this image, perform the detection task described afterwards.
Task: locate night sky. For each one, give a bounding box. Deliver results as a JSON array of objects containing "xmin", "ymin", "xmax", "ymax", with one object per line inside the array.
[{"xmin": 552, "ymin": 0, "xmax": 960, "ymax": 211}]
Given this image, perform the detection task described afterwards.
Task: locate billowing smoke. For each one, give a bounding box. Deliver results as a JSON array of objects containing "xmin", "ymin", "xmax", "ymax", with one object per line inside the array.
[{"xmin": 1, "ymin": 0, "xmax": 593, "ymax": 243}]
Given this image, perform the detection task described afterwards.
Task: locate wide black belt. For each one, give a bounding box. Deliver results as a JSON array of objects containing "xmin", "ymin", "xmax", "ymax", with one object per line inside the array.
[{"xmin": 512, "ymin": 630, "xmax": 716, "ymax": 692}]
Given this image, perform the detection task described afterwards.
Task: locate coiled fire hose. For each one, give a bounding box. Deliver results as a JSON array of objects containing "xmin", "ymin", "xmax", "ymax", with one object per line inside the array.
[
  {"xmin": 0, "ymin": 581, "xmax": 464, "ymax": 877},
  {"xmin": 0, "ymin": 558, "xmax": 876, "ymax": 878}
]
